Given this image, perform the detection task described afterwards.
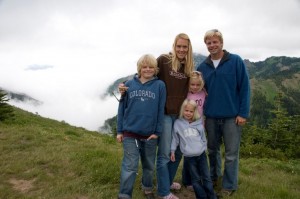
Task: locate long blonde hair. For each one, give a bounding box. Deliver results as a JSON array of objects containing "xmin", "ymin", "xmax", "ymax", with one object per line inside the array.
[{"xmin": 171, "ymin": 33, "xmax": 194, "ymax": 77}]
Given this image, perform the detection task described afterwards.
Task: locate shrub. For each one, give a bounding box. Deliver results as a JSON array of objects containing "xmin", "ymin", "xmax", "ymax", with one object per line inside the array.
[{"xmin": 240, "ymin": 144, "xmax": 287, "ymax": 160}]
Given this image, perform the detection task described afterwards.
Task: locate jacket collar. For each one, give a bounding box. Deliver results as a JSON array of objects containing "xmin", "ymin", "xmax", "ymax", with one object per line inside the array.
[{"xmin": 204, "ymin": 50, "xmax": 230, "ymax": 67}]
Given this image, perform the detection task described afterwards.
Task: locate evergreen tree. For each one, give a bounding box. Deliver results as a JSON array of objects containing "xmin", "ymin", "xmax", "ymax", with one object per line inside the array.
[
  {"xmin": 266, "ymin": 93, "xmax": 293, "ymax": 155},
  {"xmin": 242, "ymin": 124, "xmax": 268, "ymax": 146},
  {"xmin": 0, "ymin": 89, "xmax": 14, "ymax": 121},
  {"xmin": 250, "ymin": 89, "xmax": 274, "ymax": 128},
  {"xmin": 288, "ymin": 115, "xmax": 300, "ymax": 158}
]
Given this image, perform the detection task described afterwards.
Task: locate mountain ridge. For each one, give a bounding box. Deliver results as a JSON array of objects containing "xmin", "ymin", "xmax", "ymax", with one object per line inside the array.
[
  {"xmin": 101, "ymin": 55, "xmax": 300, "ymax": 134},
  {"xmin": 104, "ymin": 54, "xmax": 300, "ymax": 96}
]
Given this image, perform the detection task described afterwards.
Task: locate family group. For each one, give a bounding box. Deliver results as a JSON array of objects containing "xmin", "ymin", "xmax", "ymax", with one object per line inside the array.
[{"xmin": 116, "ymin": 29, "xmax": 250, "ymax": 199}]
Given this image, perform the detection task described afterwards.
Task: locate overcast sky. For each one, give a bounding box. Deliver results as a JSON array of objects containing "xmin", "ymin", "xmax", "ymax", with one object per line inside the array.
[{"xmin": 0, "ymin": 0, "xmax": 299, "ymax": 131}]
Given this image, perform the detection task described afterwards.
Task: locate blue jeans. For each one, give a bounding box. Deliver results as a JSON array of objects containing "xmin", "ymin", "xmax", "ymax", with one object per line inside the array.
[
  {"xmin": 119, "ymin": 137, "xmax": 157, "ymax": 199},
  {"xmin": 182, "ymin": 158, "xmax": 192, "ymax": 186},
  {"xmin": 185, "ymin": 153, "xmax": 216, "ymax": 199},
  {"xmin": 156, "ymin": 115, "xmax": 178, "ymax": 197},
  {"xmin": 168, "ymin": 145, "xmax": 184, "ymax": 184},
  {"xmin": 205, "ymin": 117, "xmax": 241, "ymax": 190}
]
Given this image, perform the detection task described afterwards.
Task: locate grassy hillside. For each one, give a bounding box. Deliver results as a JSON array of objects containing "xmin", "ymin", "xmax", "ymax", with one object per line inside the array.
[{"xmin": 1, "ymin": 106, "xmax": 299, "ymax": 199}]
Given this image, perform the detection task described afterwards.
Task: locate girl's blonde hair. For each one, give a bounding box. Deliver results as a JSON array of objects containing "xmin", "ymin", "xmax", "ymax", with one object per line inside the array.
[
  {"xmin": 189, "ymin": 71, "xmax": 205, "ymax": 92},
  {"xmin": 137, "ymin": 54, "xmax": 159, "ymax": 77},
  {"xmin": 171, "ymin": 33, "xmax": 194, "ymax": 77},
  {"xmin": 179, "ymin": 99, "xmax": 200, "ymax": 121}
]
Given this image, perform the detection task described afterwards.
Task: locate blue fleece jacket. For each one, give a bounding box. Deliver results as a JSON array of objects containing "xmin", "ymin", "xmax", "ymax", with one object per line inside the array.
[
  {"xmin": 117, "ymin": 74, "xmax": 166, "ymax": 136},
  {"xmin": 197, "ymin": 50, "xmax": 250, "ymax": 118}
]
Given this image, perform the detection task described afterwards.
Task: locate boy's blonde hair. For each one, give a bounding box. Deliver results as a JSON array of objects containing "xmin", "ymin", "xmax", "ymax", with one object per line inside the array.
[
  {"xmin": 137, "ymin": 54, "xmax": 159, "ymax": 77},
  {"xmin": 189, "ymin": 71, "xmax": 205, "ymax": 92},
  {"xmin": 171, "ymin": 33, "xmax": 194, "ymax": 77},
  {"xmin": 204, "ymin": 29, "xmax": 223, "ymax": 44},
  {"xmin": 179, "ymin": 99, "xmax": 200, "ymax": 121}
]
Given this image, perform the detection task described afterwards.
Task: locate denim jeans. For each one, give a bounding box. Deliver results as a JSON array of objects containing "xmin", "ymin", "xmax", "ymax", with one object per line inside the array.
[
  {"xmin": 168, "ymin": 145, "xmax": 183, "ymax": 184},
  {"xmin": 156, "ymin": 114, "xmax": 177, "ymax": 197},
  {"xmin": 182, "ymin": 158, "xmax": 192, "ymax": 186},
  {"xmin": 118, "ymin": 137, "xmax": 157, "ymax": 199},
  {"xmin": 185, "ymin": 153, "xmax": 216, "ymax": 199},
  {"xmin": 205, "ymin": 117, "xmax": 241, "ymax": 190}
]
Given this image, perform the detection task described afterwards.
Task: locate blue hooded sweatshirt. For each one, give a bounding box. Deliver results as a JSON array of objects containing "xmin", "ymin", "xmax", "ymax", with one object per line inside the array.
[
  {"xmin": 197, "ymin": 50, "xmax": 250, "ymax": 118},
  {"xmin": 117, "ymin": 74, "xmax": 166, "ymax": 136}
]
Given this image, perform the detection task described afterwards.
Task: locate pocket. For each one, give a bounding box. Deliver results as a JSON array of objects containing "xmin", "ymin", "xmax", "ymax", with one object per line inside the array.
[
  {"xmin": 125, "ymin": 114, "xmax": 155, "ymax": 133},
  {"xmin": 185, "ymin": 138, "xmax": 204, "ymax": 156}
]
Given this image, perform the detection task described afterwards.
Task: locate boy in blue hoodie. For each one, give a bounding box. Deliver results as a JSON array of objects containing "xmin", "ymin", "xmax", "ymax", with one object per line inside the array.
[{"xmin": 117, "ymin": 54, "xmax": 166, "ymax": 199}]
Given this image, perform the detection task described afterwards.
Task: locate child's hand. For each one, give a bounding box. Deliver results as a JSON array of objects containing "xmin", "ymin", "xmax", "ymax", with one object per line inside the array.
[
  {"xmin": 147, "ymin": 134, "xmax": 158, "ymax": 140},
  {"xmin": 116, "ymin": 134, "xmax": 123, "ymax": 143},
  {"xmin": 170, "ymin": 152, "xmax": 175, "ymax": 162},
  {"xmin": 118, "ymin": 83, "xmax": 128, "ymax": 95}
]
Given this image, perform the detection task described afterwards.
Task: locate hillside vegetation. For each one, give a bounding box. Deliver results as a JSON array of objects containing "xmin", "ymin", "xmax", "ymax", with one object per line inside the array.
[
  {"xmin": 0, "ymin": 106, "xmax": 299, "ymax": 199},
  {"xmin": 248, "ymin": 56, "xmax": 300, "ymax": 117}
]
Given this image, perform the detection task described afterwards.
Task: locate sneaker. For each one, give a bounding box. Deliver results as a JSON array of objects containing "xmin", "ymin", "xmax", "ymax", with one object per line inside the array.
[
  {"xmin": 144, "ymin": 191, "xmax": 155, "ymax": 199},
  {"xmin": 163, "ymin": 193, "xmax": 179, "ymax": 199},
  {"xmin": 217, "ymin": 189, "xmax": 234, "ymax": 198},
  {"xmin": 170, "ymin": 182, "xmax": 181, "ymax": 190}
]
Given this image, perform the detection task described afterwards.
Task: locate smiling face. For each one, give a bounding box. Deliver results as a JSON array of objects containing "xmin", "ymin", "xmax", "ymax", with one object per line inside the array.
[
  {"xmin": 137, "ymin": 54, "xmax": 158, "ymax": 82},
  {"xmin": 189, "ymin": 78, "xmax": 201, "ymax": 93},
  {"xmin": 183, "ymin": 103, "xmax": 195, "ymax": 122},
  {"xmin": 139, "ymin": 64, "xmax": 156, "ymax": 82},
  {"xmin": 205, "ymin": 36, "xmax": 223, "ymax": 58},
  {"xmin": 175, "ymin": 38, "xmax": 189, "ymax": 61}
]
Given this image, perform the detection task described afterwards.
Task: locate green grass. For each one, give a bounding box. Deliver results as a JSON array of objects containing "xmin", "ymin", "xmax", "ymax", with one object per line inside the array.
[
  {"xmin": 1, "ymin": 107, "xmax": 300, "ymax": 199},
  {"xmin": 237, "ymin": 159, "xmax": 300, "ymax": 199},
  {"xmin": 0, "ymin": 107, "xmax": 123, "ymax": 198}
]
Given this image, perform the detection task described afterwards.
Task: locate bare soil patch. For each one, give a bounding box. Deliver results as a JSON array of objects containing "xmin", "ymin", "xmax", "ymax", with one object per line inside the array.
[{"xmin": 9, "ymin": 178, "xmax": 35, "ymax": 193}]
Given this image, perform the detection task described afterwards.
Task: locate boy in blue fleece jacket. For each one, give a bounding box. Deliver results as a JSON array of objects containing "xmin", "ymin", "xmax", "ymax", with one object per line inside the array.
[{"xmin": 117, "ymin": 54, "xmax": 166, "ymax": 199}]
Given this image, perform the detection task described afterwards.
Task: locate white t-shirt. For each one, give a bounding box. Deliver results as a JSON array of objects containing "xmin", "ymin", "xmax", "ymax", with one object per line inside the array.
[{"xmin": 212, "ymin": 59, "xmax": 221, "ymax": 68}]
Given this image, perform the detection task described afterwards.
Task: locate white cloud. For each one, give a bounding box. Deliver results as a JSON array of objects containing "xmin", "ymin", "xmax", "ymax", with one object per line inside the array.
[
  {"xmin": 25, "ymin": 64, "xmax": 54, "ymax": 71},
  {"xmin": 0, "ymin": 0, "xmax": 300, "ymax": 130}
]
